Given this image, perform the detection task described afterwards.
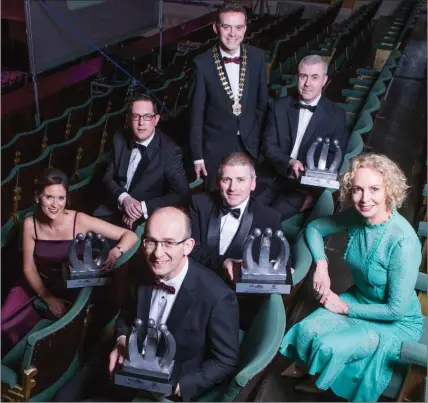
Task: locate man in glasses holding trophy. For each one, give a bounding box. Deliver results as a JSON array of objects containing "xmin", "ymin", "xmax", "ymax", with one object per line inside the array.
[
  {"xmin": 111, "ymin": 207, "xmax": 240, "ymax": 401},
  {"xmin": 55, "ymin": 207, "xmax": 239, "ymax": 402}
]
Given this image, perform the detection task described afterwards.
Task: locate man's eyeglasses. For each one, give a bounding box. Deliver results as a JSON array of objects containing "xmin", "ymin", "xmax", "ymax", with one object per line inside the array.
[
  {"xmin": 130, "ymin": 113, "xmax": 157, "ymax": 122},
  {"xmin": 142, "ymin": 237, "xmax": 188, "ymax": 249}
]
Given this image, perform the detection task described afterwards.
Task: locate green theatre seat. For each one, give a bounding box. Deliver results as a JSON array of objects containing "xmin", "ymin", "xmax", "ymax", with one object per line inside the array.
[
  {"xmin": 133, "ymin": 293, "xmax": 286, "ymax": 402},
  {"xmin": 1, "ymin": 287, "xmax": 92, "ymax": 402},
  {"xmin": 382, "ymin": 272, "xmax": 427, "ymax": 400}
]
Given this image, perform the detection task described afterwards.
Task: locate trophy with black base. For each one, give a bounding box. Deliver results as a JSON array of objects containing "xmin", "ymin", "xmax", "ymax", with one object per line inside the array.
[
  {"xmin": 300, "ymin": 137, "xmax": 342, "ymax": 190},
  {"xmin": 114, "ymin": 318, "xmax": 179, "ymax": 394},
  {"xmin": 235, "ymin": 228, "xmax": 293, "ymax": 294},
  {"xmin": 62, "ymin": 232, "xmax": 112, "ymax": 288}
]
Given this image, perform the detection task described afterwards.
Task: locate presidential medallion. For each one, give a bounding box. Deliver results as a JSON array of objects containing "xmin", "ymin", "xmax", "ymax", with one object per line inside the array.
[
  {"xmin": 232, "ymin": 101, "xmax": 242, "ymax": 116},
  {"xmin": 213, "ymin": 45, "xmax": 247, "ymax": 117}
]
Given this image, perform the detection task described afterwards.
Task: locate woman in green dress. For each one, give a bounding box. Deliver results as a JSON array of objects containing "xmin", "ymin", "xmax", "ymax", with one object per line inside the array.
[{"xmin": 280, "ymin": 153, "xmax": 424, "ymax": 401}]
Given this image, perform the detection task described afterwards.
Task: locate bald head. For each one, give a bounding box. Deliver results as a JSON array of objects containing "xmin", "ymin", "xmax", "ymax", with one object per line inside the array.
[
  {"xmin": 143, "ymin": 207, "xmax": 195, "ymax": 281},
  {"xmin": 146, "ymin": 207, "xmax": 191, "ymax": 240}
]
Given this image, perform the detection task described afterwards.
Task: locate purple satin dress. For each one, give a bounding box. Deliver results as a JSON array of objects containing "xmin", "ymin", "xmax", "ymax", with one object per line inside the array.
[{"xmin": 1, "ymin": 212, "xmax": 79, "ymax": 348}]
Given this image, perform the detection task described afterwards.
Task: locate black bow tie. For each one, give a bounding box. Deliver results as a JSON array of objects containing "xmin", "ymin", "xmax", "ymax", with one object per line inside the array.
[
  {"xmin": 223, "ymin": 56, "xmax": 241, "ymax": 64},
  {"xmin": 132, "ymin": 142, "xmax": 146, "ymax": 155},
  {"xmin": 220, "ymin": 205, "xmax": 241, "ymax": 219},
  {"xmin": 154, "ymin": 279, "xmax": 176, "ymax": 295},
  {"xmin": 296, "ymin": 102, "xmax": 317, "ymax": 113}
]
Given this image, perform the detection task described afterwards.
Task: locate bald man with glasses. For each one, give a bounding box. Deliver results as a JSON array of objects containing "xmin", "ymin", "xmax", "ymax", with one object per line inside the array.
[
  {"xmin": 95, "ymin": 94, "xmax": 190, "ymax": 228},
  {"xmin": 55, "ymin": 207, "xmax": 239, "ymax": 402}
]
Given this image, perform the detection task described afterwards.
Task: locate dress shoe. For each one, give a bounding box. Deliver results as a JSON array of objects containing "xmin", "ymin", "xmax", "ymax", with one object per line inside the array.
[{"xmin": 280, "ymin": 361, "xmax": 308, "ymax": 378}]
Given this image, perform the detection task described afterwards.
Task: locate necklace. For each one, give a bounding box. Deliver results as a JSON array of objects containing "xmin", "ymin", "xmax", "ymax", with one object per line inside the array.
[{"xmin": 212, "ymin": 45, "xmax": 247, "ymax": 116}]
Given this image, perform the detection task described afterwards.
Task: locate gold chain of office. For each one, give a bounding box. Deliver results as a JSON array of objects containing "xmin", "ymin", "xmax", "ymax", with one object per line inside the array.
[{"xmin": 212, "ymin": 45, "xmax": 247, "ymax": 116}]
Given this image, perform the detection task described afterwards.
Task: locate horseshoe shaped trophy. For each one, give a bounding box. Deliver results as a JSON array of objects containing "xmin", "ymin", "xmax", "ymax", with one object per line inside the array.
[
  {"xmin": 62, "ymin": 232, "xmax": 113, "ymax": 288},
  {"xmin": 114, "ymin": 318, "xmax": 179, "ymax": 394},
  {"xmin": 300, "ymin": 137, "xmax": 342, "ymax": 189},
  {"xmin": 235, "ymin": 228, "xmax": 293, "ymax": 294}
]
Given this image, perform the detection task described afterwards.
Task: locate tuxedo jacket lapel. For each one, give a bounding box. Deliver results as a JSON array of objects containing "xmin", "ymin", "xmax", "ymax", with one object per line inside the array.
[
  {"xmin": 166, "ymin": 269, "xmax": 196, "ymax": 336},
  {"xmin": 288, "ymin": 101, "xmax": 300, "ymax": 145},
  {"xmin": 299, "ymin": 100, "xmax": 326, "ymax": 154},
  {"xmin": 117, "ymin": 137, "xmax": 133, "ymax": 187},
  {"xmin": 213, "ymin": 45, "xmax": 234, "ymax": 109},
  {"xmin": 225, "ymin": 197, "xmax": 255, "ymax": 257},
  {"xmin": 207, "ymin": 206, "xmax": 222, "ymax": 254},
  {"xmin": 129, "ymin": 132, "xmax": 160, "ymax": 193}
]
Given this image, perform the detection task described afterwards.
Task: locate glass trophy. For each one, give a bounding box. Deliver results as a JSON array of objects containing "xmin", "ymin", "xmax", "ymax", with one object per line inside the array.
[
  {"xmin": 300, "ymin": 137, "xmax": 342, "ymax": 189},
  {"xmin": 114, "ymin": 318, "xmax": 179, "ymax": 394},
  {"xmin": 235, "ymin": 228, "xmax": 293, "ymax": 294},
  {"xmin": 62, "ymin": 232, "xmax": 112, "ymax": 288}
]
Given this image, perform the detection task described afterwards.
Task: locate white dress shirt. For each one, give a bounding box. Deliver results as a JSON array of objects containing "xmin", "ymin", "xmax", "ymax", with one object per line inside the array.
[
  {"xmin": 220, "ymin": 47, "xmax": 241, "ymax": 99},
  {"xmin": 117, "ymin": 259, "xmax": 189, "ymax": 346},
  {"xmin": 289, "ymin": 94, "xmax": 322, "ymax": 160},
  {"xmin": 194, "ymin": 47, "xmax": 241, "ymax": 165},
  {"xmin": 118, "ymin": 131, "xmax": 155, "ymax": 219},
  {"xmin": 149, "ymin": 259, "xmax": 189, "ymax": 332},
  {"xmin": 219, "ymin": 196, "xmax": 250, "ymax": 256}
]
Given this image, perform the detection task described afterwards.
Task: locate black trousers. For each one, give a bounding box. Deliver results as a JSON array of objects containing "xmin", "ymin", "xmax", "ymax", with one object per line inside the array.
[
  {"xmin": 256, "ymin": 176, "xmax": 308, "ymax": 221},
  {"xmin": 54, "ymin": 338, "xmax": 137, "ymax": 402}
]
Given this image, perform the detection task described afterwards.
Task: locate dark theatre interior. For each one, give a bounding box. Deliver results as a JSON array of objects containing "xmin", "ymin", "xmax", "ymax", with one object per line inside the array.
[{"xmin": 1, "ymin": 0, "xmax": 427, "ymax": 402}]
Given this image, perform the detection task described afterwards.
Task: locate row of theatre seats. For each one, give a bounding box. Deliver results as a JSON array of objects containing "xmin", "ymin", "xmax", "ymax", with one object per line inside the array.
[
  {"xmin": 268, "ymin": 0, "xmax": 382, "ymax": 96},
  {"xmin": 1, "ymin": 0, "xmax": 426, "ymax": 401},
  {"xmin": 0, "ymin": 0, "xmax": 382, "ymax": 230},
  {"xmin": 0, "ymin": 5, "xmax": 310, "ymax": 229}
]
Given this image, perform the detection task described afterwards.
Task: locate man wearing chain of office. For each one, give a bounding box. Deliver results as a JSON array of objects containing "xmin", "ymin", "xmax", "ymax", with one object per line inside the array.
[{"xmin": 189, "ymin": 4, "xmax": 268, "ymax": 191}]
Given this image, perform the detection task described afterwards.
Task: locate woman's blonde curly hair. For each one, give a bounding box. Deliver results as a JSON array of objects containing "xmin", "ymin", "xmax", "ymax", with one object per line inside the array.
[{"xmin": 339, "ymin": 153, "xmax": 410, "ymax": 210}]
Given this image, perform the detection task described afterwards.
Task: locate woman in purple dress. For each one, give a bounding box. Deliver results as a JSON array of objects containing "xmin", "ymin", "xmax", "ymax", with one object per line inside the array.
[{"xmin": 2, "ymin": 167, "xmax": 138, "ymax": 349}]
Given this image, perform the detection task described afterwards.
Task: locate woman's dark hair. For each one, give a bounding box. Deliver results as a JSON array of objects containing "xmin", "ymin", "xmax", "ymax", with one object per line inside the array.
[{"xmin": 34, "ymin": 167, "xmax": 71, "ymax": 207}]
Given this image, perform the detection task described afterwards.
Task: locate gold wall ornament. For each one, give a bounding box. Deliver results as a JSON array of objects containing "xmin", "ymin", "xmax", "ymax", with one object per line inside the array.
[
  {"xmin": 1, "ymin": 367, "xmax": 38, "ymax": 402},
  {"xmin": 212, "ymin": 45, "xmax": 247, "ymax": 116},
  {"xmin": 14, "ymin": 151, "xmax": 22, "ymax": 166},
  {"xmin": 12, "ymin": 187, "xmax": 22, "ymax": 223}
]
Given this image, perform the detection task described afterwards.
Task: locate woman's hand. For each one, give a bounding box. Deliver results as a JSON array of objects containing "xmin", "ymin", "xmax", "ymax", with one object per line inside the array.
[
  {"xmin": 320, "ymin": 290, "xmax": 348, "ymax": 314},
  {"xmin": 44, "ymin": 295, "xmax": 67, "ymax": 318},
  {"xmin": 313, "ymin": 259, "xmax": 331, "ymax": 299},
  {"xmin": 102, "ymin": 247, "xmax": 122, "ymax": 272}
]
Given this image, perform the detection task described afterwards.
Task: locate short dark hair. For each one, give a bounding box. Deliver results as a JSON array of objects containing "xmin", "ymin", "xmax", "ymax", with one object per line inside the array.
[
  {"xmin": 218, "ymin": 152, "xmax": 256, "ymax": 178},
  {"xmin": 128, "ymin": 93, "xmax": 158, "ymax": 115},
  {"xmin": 216, "ymin": 4, "xmax": 247, "ymax": 26},
  {"xmin": 34, "ymin": 167, "xmax": 71, "ymax": 207}
]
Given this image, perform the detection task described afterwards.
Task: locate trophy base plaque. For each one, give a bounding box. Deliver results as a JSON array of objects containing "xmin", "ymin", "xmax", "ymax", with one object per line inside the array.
[
  {"xmin": 113, "ymin": 362, "xmax": 180, "ymax": 395},
  {"xmin": 300, "ymin": 172, "xmax": 339, "ymax": 190},
  {"xmin": 62, "ymin": 263, "xmax": 112, "ymax": 288},
  {"xmin": 234, "ymin": 269, "xmax": 293, "ymax": 294},
  {"xmin": 235, "ymin": 280, "xmax": 291, "ymax": 294}
]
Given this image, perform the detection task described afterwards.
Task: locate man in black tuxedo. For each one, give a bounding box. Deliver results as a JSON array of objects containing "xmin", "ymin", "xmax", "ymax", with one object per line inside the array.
[
  {"xmin": 95, "ymin": 94, "xmax": 190, "ymax": 228},
  {"xmin": 110, "ymin": 207, "xmax": 240, "ymax": 401},
  {"xmin": 54, "ymin": 207, "xmax": 239, "ymax": 402},
  {"xmin": 190, "ymin": 152, "xmax": 283, "ymax": 280},
  {"xmin": 189, "ymin": 4, "xmax": 269, "ymax": 191},
  {"xmin": 258, "ymin": 55, "xmax": 348, "ymax": 220}
]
